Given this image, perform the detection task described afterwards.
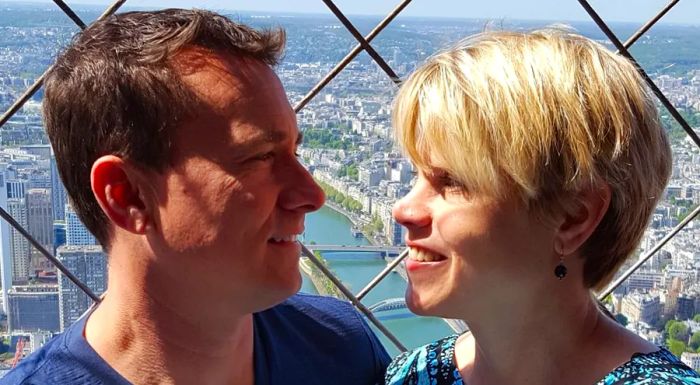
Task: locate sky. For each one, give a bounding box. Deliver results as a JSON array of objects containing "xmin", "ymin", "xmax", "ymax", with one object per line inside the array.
[{"xmin": 3, "ymin": 0, "xmax": 700, "ymax": 25}]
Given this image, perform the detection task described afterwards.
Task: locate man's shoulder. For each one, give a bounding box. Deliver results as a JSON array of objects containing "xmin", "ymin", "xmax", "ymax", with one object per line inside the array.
[
  {"xmin": 262, "ymin": 293, "xmax": 367, "ymax": 333},
  {"xmin": 276, "ymin": 292, "xmax": 357, "ymax": 316},
  {"xmin": 0, "ymin": 317, "xmax": 127, "ymax": 385},
  {"xmin": 0, "ymin": 332, "xmax": 69, "ymax": 385},
  {"xmin": 256, "ymin": 293, "xmax": 391, "ymax": 384}
]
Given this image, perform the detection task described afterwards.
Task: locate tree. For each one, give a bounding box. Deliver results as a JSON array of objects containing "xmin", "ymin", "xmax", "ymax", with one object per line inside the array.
[
  {"xmin": 667, "ymin": 321, "xmax": 690, "ymax": 342},
  {"xmin": 346, "ymin": 164, "xmax": 359, "ymax": 180},
  {"xmin": 667, "ymin": 339, "xmax": 687, "ymax": 358},
  {"xmin": 614, "ymin": 313, "xmax": 628, "ymax": 327},
  {"xmin": 689, "ymin": 332, "xmax": 700, "ymax": 351},
  {"xmin": 693, "ymin": 314, "xmax": 700, "ymax": 323}
]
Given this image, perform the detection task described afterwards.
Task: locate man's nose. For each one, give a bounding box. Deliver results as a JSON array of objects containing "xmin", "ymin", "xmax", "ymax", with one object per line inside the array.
[{"xmin": 279, "ymin": 161, "xmax": 325, "ymax": 213}]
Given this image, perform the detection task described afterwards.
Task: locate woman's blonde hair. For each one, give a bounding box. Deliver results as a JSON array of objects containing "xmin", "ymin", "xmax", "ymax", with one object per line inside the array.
[{"xmin": 393, "ymin": 28, "xmax": 671, "ymax": 290}]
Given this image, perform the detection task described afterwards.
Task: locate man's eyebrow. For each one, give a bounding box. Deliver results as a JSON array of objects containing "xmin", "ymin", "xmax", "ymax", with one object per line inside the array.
[{"xmin": 238, "ymin": 130, "xmax": 301, "ymax": 149}]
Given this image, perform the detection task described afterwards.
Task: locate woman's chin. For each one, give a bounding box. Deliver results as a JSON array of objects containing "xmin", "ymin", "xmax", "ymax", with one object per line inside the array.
[{"xmin": 405, "ymin": 285, "xmax": 441, "ymax": 316}]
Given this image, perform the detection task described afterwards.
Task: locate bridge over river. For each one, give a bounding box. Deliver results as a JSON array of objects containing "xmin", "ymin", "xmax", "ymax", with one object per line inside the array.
[
  {"xmin": 305, "ymin": 244, "xmax": 404, "ymax": 259},
  {"xmin": 368, "ymin": 297, "xmax": 408, "ymax": 312}
]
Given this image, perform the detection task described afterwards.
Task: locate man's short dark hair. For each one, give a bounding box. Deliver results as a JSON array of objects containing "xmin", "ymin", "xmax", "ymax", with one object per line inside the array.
[{"xmin": 44, "ymin": 8, "xmax": 285, "ymax": 247}]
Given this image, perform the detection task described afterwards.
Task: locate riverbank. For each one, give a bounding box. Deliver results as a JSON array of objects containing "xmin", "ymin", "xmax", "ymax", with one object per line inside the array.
[
  {"xmin": 321, "ymin": 201, "xmax": 384, "ymax": 246},
  {"xmin": 299, "ymin": 257, "xmax": 347, "ymax": 300}
]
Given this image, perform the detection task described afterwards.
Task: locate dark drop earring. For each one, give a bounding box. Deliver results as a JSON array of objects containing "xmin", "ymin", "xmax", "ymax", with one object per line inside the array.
[{"xmin": 554, "ymin": 256, "xmax": 567, "ymax": 280}]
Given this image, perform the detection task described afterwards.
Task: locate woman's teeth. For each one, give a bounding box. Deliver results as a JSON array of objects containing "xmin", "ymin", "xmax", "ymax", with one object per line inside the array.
[{"xmin": 408, "ymin": 247, "xmax": 445, "ymax": 262}]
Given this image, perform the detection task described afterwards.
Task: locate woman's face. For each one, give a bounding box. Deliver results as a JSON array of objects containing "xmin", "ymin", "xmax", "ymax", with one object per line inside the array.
[{"xmin": 392, "ymin": 165, "xmax": 557, "ymax": 319}]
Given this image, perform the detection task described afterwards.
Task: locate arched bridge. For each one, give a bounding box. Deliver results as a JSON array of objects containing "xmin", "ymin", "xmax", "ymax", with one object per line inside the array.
[{"xmin": 368, "ymin": 297, "xmax": 407, "ymax": 313}]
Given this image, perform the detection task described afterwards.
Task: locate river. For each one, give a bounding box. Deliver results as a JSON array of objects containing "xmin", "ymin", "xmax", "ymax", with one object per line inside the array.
[{"xmin": 301, "ymin": 206, "xmax": 455, "ymax": 356}]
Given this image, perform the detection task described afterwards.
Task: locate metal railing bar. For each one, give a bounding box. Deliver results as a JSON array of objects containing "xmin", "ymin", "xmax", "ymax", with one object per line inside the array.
[
  {"xmin": 598, "ymin": 204, "xmax": 700, "ymax": 299},
  {"xmin": 0, "ymin": 67, "xmax": 50, "ymax": 129},
  {"xmin": 356, "ymin": 248, "xmax": 408, "ymax": 301},
  {"xmin": 322, "ymin": 0, "xmax": 401, "ymax": 84},
  {"xmin": 95, "ymin": 0, "xmax": 127, "ymax": 22},
  {"xmin": 294, "ymin": 0, "xmax": 412, "ymax": 113},
  {"xmin": 0, "ymin": 207, "xmax": 100, "ymax": 302},
  {"xmin": 621, "ymin": 0, "xmax": 679, "ymax": 50},
  {"xmin": 52, "ymin": 0, "xmax": 88, "ymax": 30},
  {"xmin": 0, "ymin": 0, "xmax": 127, "ymax": 129},
  {"xmin": 301, "ymin": 243, "xmax": 407, "ymax": 352},
  {"xmin": 578, "ymin": 0, "xmax": 700, "ymax": 149}
]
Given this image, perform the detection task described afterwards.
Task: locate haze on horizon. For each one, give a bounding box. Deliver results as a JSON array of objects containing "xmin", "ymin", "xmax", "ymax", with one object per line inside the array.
[{"xmin": 1, "ymin": 0, "xmax": 700, "ymax": 25}]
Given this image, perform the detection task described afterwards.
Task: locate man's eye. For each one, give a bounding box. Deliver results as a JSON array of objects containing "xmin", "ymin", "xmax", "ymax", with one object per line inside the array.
[{"xmin": 251, "ymin": 152, "xmax": 274, "ymax": 162}]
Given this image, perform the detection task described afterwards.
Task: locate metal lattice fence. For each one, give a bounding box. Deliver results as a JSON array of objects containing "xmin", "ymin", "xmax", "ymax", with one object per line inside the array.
[{"xmin": 0, "ymin": 0, "xmax": 699, "ymax": 354}]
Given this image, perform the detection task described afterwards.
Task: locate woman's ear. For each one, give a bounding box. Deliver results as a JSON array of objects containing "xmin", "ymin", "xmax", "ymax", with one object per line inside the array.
[
  {"xmin": 91, "ymin": 155, "xmax": 152, "ymax": 235},
  {"xmin": 554, "ymin": 184, "xmax": 611, "ymax": 255}
]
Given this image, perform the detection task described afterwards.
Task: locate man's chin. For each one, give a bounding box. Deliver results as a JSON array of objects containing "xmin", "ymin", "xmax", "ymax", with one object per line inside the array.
[{"xmin": 251, "ymin": 272, "xmax": 302, "ymax": 312}]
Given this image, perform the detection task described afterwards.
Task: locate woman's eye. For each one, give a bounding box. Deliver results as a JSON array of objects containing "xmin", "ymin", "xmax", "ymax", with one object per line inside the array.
[{"xmin": 438, "ymin": 171, "xmax": 461, "ymax": 188}]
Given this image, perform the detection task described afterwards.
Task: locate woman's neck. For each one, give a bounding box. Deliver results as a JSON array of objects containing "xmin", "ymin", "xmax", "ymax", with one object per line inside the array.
[{"xmin": 454, "ymin": 290, "xmax": 657, "ymax": 385}]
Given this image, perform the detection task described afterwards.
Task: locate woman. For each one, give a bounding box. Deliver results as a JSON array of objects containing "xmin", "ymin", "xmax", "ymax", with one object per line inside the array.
[{"xmin": 386, "ymin": 29, "xmax": 700, "ymax": 384}]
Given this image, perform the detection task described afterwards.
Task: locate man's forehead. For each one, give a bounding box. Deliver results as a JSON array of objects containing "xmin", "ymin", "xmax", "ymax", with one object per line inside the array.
[
  {"xmin": 168, "ymin": 46, "xmax": 299, "ymax": 158},
  {"xmin": 173, "ymin": 46, "xmax": 281, "ymax": 112}
]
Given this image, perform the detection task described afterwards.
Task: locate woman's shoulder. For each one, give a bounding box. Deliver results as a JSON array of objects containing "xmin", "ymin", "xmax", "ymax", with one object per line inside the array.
[
  {"xmin": 601, "ymin": 347, "xmax": 700, "ymax": 385},
  {"xmin": 385, "ymin": 334, "xmax": 464, "ymax": 385}
]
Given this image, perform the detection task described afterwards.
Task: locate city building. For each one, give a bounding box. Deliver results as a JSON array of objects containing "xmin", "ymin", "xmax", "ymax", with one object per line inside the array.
[
  {"xmin": 359, "ymin": 166, "xmax": 385, "ymax": 187},
  {"xmin": 8, "ymin": 198, "xmax": 30, "ymax": 284},
  {"xmin": 627, "ymin": 270, "xmax": 664, "ymax": 293},
  {"xmin": 27, "ymin": 170, "xmax": 51, "ymax": 190},
  {"xmin": 53, "ymin": 220, "xmax": 66, "ymax": 254},
  {"xmin": 50, "ymin": 155, "xmax": 67, "ymax": 221},
  {"xmin": 621, "ymin": 292, "xmax": 662, "ymax": 326},
  {"xmin": 65, "ymin": 203, "xmax": 97, "ymax": 246},
  {"xmin": 387, "ymin": 219, "xmax": 405, "ymax": 247},
  {"xmin": 7, "ymin": 285, "xmax": 60, "ymax": 332},
  {"xmin": 57, "ymin": 245, "xmax": 106, "ymax": 331},
  {"xmin": 0, "ymin": 169, "xmax": 14, "ymax": 315},
  {"xmin": 681, "ymin": 352, "xmax": 700, "ymax": 371},
  {"xmin": 6, "ymin": 178, "xmax": 27, "ymax": 199},
  {"xmin": 25, "ymin": 188, "xmax": 53, "ymax": 252},
  {"xmin": 18, "ymin": 144, "xmax": 51, "ymax": 159},
  {"xmin": 677, "ymin": 295, "xmax": 696, "ymax": 320}
]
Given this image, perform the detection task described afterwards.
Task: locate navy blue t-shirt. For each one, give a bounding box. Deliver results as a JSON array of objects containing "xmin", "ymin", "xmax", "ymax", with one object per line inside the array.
[{"xmin": 1, "ymin": 293, "xmax": 390, "ymax": 385}]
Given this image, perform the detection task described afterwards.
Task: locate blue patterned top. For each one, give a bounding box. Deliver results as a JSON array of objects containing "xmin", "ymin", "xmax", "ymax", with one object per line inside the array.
[{"xmin": 385, "ymin": 334, "xmax": 700, "ymax": 385}]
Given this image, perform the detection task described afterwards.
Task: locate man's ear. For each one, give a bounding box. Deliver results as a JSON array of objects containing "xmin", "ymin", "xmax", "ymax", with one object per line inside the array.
[
  {"xmin": 91, "ymin": 155, "xmax": 152, "ymax": 235},
  {"xmin": 554, "ymin": 184, "xmax": 612, "ymax": 255}
]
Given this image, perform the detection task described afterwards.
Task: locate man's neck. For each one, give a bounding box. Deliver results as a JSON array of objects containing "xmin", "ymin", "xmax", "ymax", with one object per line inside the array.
[{"xmin": 84, "ymin": 265, "xmax": 255, "ymax": 385}]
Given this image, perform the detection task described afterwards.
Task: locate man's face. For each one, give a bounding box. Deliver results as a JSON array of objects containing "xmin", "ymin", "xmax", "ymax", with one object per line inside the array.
[{"xmin": 146, "ymin": 50, "xmax": 324, "ymax": 313}]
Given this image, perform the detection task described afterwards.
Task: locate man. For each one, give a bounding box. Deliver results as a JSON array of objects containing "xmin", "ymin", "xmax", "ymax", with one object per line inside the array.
[{"xmin": 1, "ymin": 9, "xmax": 390, "ymax": 385}]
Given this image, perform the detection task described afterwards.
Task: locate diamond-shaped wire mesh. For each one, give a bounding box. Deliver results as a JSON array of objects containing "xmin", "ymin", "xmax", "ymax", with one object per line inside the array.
[{"xmin": 0, "ymin": 0, "xmax": 698, "ymax": 355}]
